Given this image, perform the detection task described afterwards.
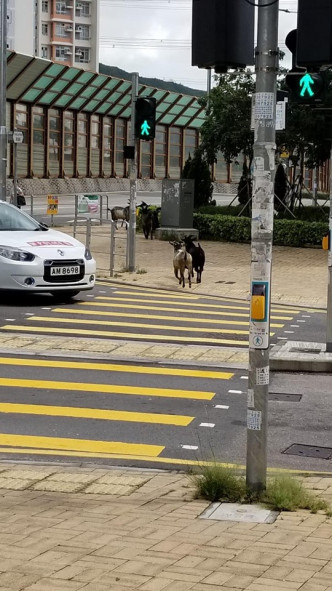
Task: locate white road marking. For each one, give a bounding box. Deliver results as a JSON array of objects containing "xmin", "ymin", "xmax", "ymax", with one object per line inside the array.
[
  {"xmin": 277, "ymin": 337, "xmax": 288, "ymax": 340},
  {"xmin": 181, "ymin": 445, "xmax": 198, "ymax": 450},
  {"xmin": 228, "ymin": 390, "xmax": 243, "ymax": 394},
  {"xmin": 291, "ymin": 325, "xmax": 299, "ymax": 328},
  {"xmin": 302, "ymin": 315, "xmax": 311, "ymax": 318},
  {"xmin": 215, "ymin": 405, "xmax": 229, "ymax": 410},
  {"xmin": 284, "ymin": 330, "xmax": 294, "ymax": 334},
  {"xmin": 41, "ymin": 307, "xmax": 52, "ymax": 310},
  {"xmin": 200, "ymin": 423, "xmax": 215, "ymax": 428},
  {"xmin": 5, "ymin": 319, "xmax": 16, "ymax": 322},
  {"xmin": 240, "ymin": 376, "xmax": 248, "ymax": 380},
  {"xmin": 297, "ymin": 320, "xmax": 306, "ymax": 323}
]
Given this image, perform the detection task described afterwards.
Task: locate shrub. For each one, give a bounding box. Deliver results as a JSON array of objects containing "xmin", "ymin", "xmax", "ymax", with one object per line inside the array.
[{"xmin": 193, "ymin": 213, "xmax": 328, "ymax": 247}]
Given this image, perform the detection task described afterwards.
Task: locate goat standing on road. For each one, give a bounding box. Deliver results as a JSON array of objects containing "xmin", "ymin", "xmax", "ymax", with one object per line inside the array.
[
  {"xmin": 182, "ymin": 235, "xmax": 205, "ymax": 283},
  {"xmin": 169, "ymin": 241, "xmax": 192, "ymax": 288}
]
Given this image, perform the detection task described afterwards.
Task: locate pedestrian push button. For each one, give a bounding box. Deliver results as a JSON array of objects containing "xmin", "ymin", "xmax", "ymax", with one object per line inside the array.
[
  {"xmin": 251, "ymin": 283, "xmax": 266, "ymax": 321},
  {"xmin": 322, "ymin": 231, "xmax": 331, "ymax": 251}
]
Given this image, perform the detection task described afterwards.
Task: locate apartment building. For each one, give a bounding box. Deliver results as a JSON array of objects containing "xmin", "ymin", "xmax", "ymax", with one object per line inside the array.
[{"xmin": 7, "ymin": 0, "xmax": 100, "ymax": 72}]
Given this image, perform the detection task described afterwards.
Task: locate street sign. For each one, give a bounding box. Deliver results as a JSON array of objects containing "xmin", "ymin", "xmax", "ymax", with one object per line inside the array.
[
  {"xmin": 12, "ymin": 131, "xmax": 24, "ymax": 144},
  {"xmin": 47, "ymin": 195, "xmax": 58, "ymax": 215}
]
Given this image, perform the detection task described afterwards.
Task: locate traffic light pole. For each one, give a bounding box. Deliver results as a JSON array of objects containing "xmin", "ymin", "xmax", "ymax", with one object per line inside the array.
[
  {"xmin": 246, "ymin": 0, "xmax": 279, "ymax": 493},
  {"xmin": 0, "ymin": 0, "xmax": 7, "ymax": 201},
  {"xmin": 127, "ymin": 72, "xmax": 139, "ymax": 272},
  {"xmin": 326, "ymin": 145, "xmax": 332, "ymax": 352}
]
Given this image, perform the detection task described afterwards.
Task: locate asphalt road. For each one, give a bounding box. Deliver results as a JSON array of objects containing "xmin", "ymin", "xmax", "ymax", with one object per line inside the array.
[
  {"xmin": 21, "ymin": 191, "xmax": 237, "ymax": 226},
  {"xmin": 0, "ymin": 353, "xmax": 330, "ymax": 472},
  {"xmin": 0, "ymin": 282, "xmax": 325, "ymax": 348}
]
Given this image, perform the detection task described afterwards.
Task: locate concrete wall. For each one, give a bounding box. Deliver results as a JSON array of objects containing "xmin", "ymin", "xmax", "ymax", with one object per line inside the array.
[{"xmin": 6, "ymin": 178, "xmax": 237, "ymax": 197}]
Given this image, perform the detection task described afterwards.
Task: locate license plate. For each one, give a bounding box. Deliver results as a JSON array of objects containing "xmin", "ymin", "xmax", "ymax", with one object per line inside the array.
[{"xmin": 50, "ymin": 266, "xmax": 80, "ymax": 276}]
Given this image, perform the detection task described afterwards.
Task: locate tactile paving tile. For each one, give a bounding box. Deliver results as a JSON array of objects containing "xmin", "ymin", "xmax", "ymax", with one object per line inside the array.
[
  {"xmin": 31, "ymin": 481, "xmax": 86, "ymax": 493},
  {"xmin": 0, "ymin": 477, "xmax": 37, "ymax": 490},
  {"xmin": 45, "ymin": 473, "xmax": 98, "ymax": 484},
  {"xmin": 84, "ymin": 483, "xmax": 134, "ymax": 495},
  {"xmin": 95, "ymin": 474, "xmax": 151, "ymax": 486}
]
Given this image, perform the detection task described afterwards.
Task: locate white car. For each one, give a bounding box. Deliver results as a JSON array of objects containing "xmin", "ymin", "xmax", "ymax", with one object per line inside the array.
[{"xmin": 0, "ymin": 200, "xmax": 96, "ymax": 298}]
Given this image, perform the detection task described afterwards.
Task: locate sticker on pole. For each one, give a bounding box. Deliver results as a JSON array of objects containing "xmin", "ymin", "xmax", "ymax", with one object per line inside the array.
[
  {"xmin": 47, "ymin": 195, "xmax": 58, "ymax": 215},
  {"xmin": 247, "ymin": 409, "xmax": 262, "ymax": 431},
  {"xmin": 256, "ymin": 366, "xmax": 269, "ymax": 386}
]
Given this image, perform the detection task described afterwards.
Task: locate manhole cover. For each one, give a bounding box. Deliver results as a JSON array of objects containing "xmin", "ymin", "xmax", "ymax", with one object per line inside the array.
[
  {"xmin": 269, "ymin": 393, "xmax": 302, "ymax": 402},
  {"xmin": 283, "ymin": 444, "xmax": 332, "ymax": 459},
  {"xmin": 200, "ymin": 502, "xmax": 278, "ymax": 523}
]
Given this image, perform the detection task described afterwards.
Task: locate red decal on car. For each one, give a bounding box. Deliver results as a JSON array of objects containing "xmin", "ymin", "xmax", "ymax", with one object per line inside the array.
[{"xmin": 27, "ymin": 241, "xmax": 74, "ymax": 247}]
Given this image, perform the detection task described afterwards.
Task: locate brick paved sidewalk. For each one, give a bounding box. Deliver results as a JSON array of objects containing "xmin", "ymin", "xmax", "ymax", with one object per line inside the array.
[
  {"xmin": 73, "ymin": 225, "xmax": 328, "ymax": 309},
  {"xmin": 0, "ymin": 464, "xmax": 332, "ymax": 591}
]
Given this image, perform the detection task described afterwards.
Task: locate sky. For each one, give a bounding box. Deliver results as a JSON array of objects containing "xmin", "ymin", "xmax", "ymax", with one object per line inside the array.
[{"xmin": 99, "ymin": 0, "xmax": 298, "ymax": 92}]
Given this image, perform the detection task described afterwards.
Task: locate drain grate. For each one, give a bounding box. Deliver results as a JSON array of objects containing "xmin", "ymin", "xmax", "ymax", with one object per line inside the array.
[
  {"xmin": 283, "ymin": 444, "xmax": 332, "ymax": 460},
  {"xmin": 269, "ymin": 393, "xmax": 302, "ymax": 402}
]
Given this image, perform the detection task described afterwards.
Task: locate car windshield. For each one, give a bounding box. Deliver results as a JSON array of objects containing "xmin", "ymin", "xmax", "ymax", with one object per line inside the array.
[{"xmin": 0, "ymin": 201, "xmax": 43, "ymax": 231}]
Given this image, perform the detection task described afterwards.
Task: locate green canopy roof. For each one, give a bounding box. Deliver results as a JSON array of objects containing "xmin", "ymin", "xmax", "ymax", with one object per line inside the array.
[{"xmin": 7, "ymin": 52, "xmax": 206, "ymax": 129}]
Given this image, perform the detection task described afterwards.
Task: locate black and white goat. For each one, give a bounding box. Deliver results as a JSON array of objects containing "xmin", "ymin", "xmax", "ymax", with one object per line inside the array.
[
  {"xmin": 182, "ymin": 235, "xmax": 205, "ymax": 283},
  {"xmin": 169, "ymin": 241, "xmax": 192, "ymax": 288}
]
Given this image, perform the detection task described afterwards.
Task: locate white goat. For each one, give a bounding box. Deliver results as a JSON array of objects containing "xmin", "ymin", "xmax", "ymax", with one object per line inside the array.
[{"xmin": 169, "ymin": 241, "xmax": 192, "ymax": 288}]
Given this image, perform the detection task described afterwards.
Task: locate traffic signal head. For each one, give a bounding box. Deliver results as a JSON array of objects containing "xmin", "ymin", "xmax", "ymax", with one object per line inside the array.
[
  {"xmin": 135, "ymin": 97, "xmax": 156, "ymax": 141},
  {"xmin": 285, "ymin": 71, "xmax": 325, "ymax": 104},
  {"xmin": 192, "ymin": 0, "xmax": 254, "ymax": 72},
  {"xmin": 297, "ymin": 0, "xmax": 332, "ymax": 67}
]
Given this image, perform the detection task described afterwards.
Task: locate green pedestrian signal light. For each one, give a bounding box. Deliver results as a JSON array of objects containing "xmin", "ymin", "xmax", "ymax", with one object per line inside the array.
[
  {"xmin": 299, "ymin": 73, "xmax": 315, "ymax": 97},
  {"xmin": 140, "ymin": 120, "xmax": 151, "ymax": 137},
  {"xmin": 285, "ymin": 70, "xmax": 325, "ymax": 104},
  {"xmin": 135, "ymin": 97, "xmax": 156, "ymax": 140}
]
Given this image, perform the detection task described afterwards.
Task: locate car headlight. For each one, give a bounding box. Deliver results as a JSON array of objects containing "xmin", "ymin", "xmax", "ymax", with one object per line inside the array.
[
  {"xmin": 0, "ymin": 245, "xmax": 35, "ymax": 262},
  {"xmin": 85, "ymin": 247, "xmax": 93, "ymax": 260}
]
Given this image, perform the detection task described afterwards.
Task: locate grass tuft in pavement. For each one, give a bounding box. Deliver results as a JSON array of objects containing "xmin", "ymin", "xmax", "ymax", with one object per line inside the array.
[
  {"xmin": 190, "ymin": 465, "xmax": 330, "ymax": 514},
  {"xmin": 189, "ymin": 464, "xmax": 246, "ymax": 502}
]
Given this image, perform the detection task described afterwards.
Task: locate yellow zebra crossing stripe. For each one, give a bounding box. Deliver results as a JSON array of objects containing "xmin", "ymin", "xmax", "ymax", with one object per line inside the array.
[
  {"xmin": 2, "ymin": 324, "xmax": 249, "ymax": 346},
  {"xmin": 25, "ymin": 315, "xmax": 267, "ymax": 337},
  {"xmin": 81, "ymin": 300, "xmax": 293, "ymax": 321},
  {"xmin": 53, "ymin": 307, "xmax": 284, "ymax": 328},
  {"xmin": 0, "ymin": 434, "xmax": 163, "ymax": 457},
  {"xmin": 0, "ymin": 357, "xmax": 233, "ymax": 380},
  {"xmin": 0, "ymin": 403, "xmax": 193, "ymax": 426},
  {"xmin": 0, "ymin": 376, "xmax": 215, "ymax": 400}
]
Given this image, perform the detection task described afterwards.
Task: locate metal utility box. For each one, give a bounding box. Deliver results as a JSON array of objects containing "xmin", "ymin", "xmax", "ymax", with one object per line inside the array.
[{"xmin": 161, "ymin": 180, "xmax": 195, "ymax": 227}]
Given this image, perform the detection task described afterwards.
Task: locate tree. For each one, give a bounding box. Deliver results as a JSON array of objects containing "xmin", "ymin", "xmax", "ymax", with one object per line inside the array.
[
  {"xmin": 199, "ymin": 71, "xmax": 255, "ymax": 167},
  {"xmin": 182, "ymin": 150, "xmax": 213, "ymax": 209}
]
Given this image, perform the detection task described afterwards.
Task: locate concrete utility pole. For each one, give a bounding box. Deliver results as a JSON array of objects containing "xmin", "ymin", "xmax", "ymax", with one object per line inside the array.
[
  {"xmin": 326, "ymin": 147, "xmax": 332, "ymax": 352},
  {"xmin": 246, "ymin": 0, "xmax": 279, "ymax": 493},
  {"xmin": 127, "ymin": 72, "xmax": 139, "ymax": 272},
  {"xmin": 0, "ymin": 0, "xmax": 7, "ymax": 201}
]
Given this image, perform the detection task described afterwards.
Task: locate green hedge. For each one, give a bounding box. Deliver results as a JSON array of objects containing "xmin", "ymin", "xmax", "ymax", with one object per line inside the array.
[
  {"xmin": 196, "ymin": 204, "xmax": 329, "ymax": 222},
  {"xmin": 193, "ymin": 213, "xmax": 328, "ymax": 247}
]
